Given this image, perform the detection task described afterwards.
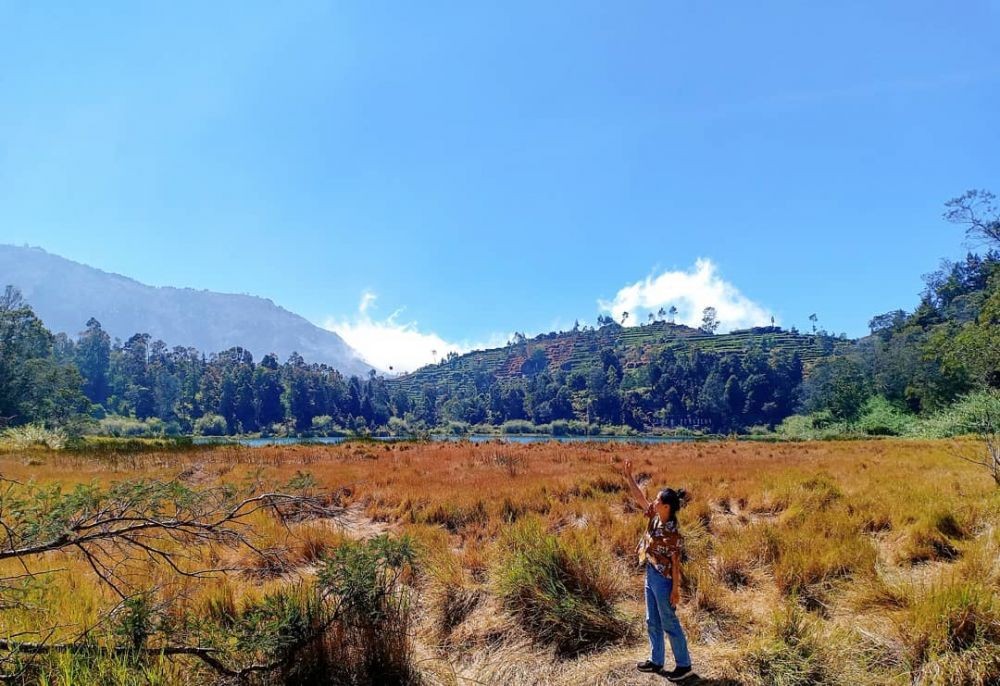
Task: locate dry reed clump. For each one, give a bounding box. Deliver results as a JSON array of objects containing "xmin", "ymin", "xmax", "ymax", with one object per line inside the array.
[
  {"xmin": 422, "ymin": 545, "xmax": 484, "ymax": 644},
  {"xmin": 720, "ymin": 603, "xmax": 883, "ymax": 686},
  {"xmin": 898, "ymin": 576, "xmax": 1000, "ymax": 685},
  {"xmin": 491, "ymin": 517, "xmax": 634, "ymax": 657},
  {"xmin": 842, "ymin": 566, "xmax": 912, "ymax": 613},
  {"xmin": 897, "ymin": 508, "xmax": 968, "ymax": 565},
  {"xmin": 289, "ymin": 523, "xmax": 347, "ymax": 566},
  {"xmin": 414, "ymin": 499, "xmax": 489, "ymax": 533},
  {"xmin": 726, "ymin": 604, "xmax": 829, "ymax": 685},
  {"xmin": 772, "ymin": 519, "xmax": 878, "ymax": 597},
  {"xmin": 712, "ymin": 522, "xmax": 781, "ymax": 590},
  {"xmin": 239, "ymin": 546, "xmax": 296, "ymax": 580}
]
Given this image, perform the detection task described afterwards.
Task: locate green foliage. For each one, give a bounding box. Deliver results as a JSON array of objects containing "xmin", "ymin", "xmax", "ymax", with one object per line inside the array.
[
  {"xmin": 310, "ymin": 415, "xmax": 334, "ymax": 433},
  {"xmin": 776, "ymin": 414, "xmax": 854, "ymax": 441},
  {"xmin": 4, "ymin": 194, "xmax": 998, "ymax": 440},
  {"xmin": 801, "ymin": 356, "xmax": 869, "ymax": 422},
  {"xmin": 0, "ymin": 287, "xmax": 89, "ymax": 428},
  {"xmin": 111, "ymin": 594, "xmax": 156, "ymax": 652},
  {"xmin": 193, "ymin": 413, "xmax": 227, "ymax": 436},
  {"xmin": 500, "ymin": 420, "xmax": 535, "ymax": 435},
  {"xmin": 315, "ymin": 535, "xmax": 420, "ymax": 685},
  {"xmin": 98, "ymin": 415, "xmax": 170, "ymax": 437},
  {"xmin": 856, "ymin": 396, "xmax": 918, "ymax": 436},
  {"xmin": 0, "ymin": 423, "xmax": 67, "ymax": 450}
]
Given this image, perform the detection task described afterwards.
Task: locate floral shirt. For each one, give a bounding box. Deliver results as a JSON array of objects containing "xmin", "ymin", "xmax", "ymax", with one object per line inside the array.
[{"xmin": 636, "ymin": 504, "xmax": 685, "ymax": 576}]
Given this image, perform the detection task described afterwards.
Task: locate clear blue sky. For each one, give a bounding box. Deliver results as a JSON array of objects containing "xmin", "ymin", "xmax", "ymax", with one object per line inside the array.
[{"xmin": 2, "ymin": 1, "xmax": 998, "ymax": 369}]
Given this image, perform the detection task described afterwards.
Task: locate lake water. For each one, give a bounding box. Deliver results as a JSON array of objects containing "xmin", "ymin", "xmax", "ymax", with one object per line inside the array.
[{"xmin": 193, "ymin": 434, "xmax": 699, "ymax": 448}]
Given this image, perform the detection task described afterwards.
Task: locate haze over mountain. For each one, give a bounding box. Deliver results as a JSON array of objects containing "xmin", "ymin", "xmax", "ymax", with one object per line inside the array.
[{"xmin": 0, "ymin": 244, "xmax": 372, "ymax": 377}]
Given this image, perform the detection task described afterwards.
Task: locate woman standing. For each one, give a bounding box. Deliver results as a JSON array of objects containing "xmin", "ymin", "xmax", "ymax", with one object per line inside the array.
[{"xmin": 619, "ymin": 459, "xmax": 694, "ymax": 682}]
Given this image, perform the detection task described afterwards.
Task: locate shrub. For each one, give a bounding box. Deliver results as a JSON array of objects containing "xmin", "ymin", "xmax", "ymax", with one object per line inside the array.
[
  {"xmin": 857, "ymin": 396, "xmax": 917, "ymax": 436},
  {"xmin": 500, "ymin": 420, "xmax": 535, "ymax": 435},
  {"xmin": 316, "ymin": 535, "xmax": 420, "ymax": 685},
  {"xmin": 0, "ymin": 423, "xmax": 66, "ymax": 450},
  {"xmin": 98, "ymin": 415, "xmax": 168, "ymax": 437},
  {"xmin": 549, "ymin": 420, "xmax": 569, "ymax": 436},
  {"xmin": 445, "ymin": 420, "xmax": 470, "ymax": 436},
  {"xmin": 311, "ymin": 415, "xmax": 335, "ymax": 433},
  {"xmin": 776, "ymin": 413, "xmax": 853, "ymax": 440},
  {"xmin": 194, "ymin": 413, "xmax": 228, "ymax": 436},
  {"xmin": 492, "ymin": 517, "xmax": 632, "ymax": 656}
]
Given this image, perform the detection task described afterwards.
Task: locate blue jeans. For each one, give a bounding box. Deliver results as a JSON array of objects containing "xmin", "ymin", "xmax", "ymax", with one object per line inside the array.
[{"xmin": 644, "ymin": 562, "xmax": 691, "ymax": 668}]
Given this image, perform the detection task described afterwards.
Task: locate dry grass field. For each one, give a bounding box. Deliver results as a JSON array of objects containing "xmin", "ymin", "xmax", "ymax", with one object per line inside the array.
[{"xmin": 1, "ymin": 439, "xmax": 998, "ymax": 685}]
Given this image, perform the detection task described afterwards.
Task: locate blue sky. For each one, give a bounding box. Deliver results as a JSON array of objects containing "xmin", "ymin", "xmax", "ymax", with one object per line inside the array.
[{"xmin": 2, "ymin": 1, "xmax": 999, "ymax": 371}]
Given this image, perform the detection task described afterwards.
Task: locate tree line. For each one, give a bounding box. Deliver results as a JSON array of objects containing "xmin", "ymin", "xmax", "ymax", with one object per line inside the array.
[{"xmin": 1, "ymin": 191, "xmax": 996, "ymax": 437}]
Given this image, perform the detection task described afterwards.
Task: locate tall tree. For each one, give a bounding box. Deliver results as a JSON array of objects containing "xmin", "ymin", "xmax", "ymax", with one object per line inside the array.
[
  {"xmin": 944, "ymin": 189, "xmax": 1000, "ymax": 247},
  {"xmin": 700, "ymin": 307, "xmax": 720, "ymax": 334},
  {"xmin": 75, "ymin": 318, "xmax": 111, "ymax": 405}
]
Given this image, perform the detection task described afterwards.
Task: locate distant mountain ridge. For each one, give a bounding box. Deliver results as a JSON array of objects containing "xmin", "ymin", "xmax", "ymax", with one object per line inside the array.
[{"xmin": 0, "ymin": 244, "xmax": 372, "ymax": 377}]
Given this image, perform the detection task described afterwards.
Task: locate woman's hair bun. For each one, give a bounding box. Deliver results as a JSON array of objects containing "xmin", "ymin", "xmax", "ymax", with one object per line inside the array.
[{"xmin": 676, "ymin": 488, "xmax": 689, "ymax": 509}]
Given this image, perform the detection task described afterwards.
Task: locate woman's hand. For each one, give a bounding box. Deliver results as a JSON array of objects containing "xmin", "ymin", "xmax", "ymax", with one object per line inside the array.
[
  {"xmin": 670, "ymin": 585, "xmax": 680, "ymax": 608},
  {"xmin": 620, "ymin": 459, "xmax": 633, "ymax": 479}
]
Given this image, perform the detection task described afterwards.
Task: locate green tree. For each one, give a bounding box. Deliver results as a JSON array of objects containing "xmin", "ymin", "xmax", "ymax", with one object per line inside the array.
[
  {"xmin": 700, "ymin": 307, "xmax": 719, "ymax": 334},
  {"xmin": 254, "ymin": 354, "xmax": 285, "ymax": 428},
  {"xmin": 802, "ymin": 356, "xmax": 870, "ymax": 422},
  {"xmin": 0, "ymin": 287, "xmax": 87, "ymax": 427},
  {"xmin": 75, "ymin": 318, "xmax": 111, "ymax": 405},
  {"xmin": 944, "ymin": 189, "xmax": 1000, "ymax": 247}
]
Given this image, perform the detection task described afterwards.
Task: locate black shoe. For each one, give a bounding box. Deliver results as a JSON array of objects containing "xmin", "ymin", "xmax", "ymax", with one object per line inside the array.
[
  {"xmin": 664, "ymin": 665, "xmax": 695, "ymax": 682},
  {"xmin": 635, "ymin": 660, "xmax": 663, "ymax": 673}
]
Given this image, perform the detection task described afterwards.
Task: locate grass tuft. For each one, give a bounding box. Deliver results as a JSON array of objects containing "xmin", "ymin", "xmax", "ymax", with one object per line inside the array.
[{"xmin": 492, "ymin": 517, "xmax": 633, "ymax": 656}]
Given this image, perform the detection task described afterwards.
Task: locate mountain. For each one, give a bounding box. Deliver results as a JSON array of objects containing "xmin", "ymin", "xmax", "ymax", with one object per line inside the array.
[
  {"xmin": 391, "ymin": 321, "xmax": 852, "ymax": 396},
  {"xmin": 0, "ymin": 245, "xmax": 372, "ymax": 377}
]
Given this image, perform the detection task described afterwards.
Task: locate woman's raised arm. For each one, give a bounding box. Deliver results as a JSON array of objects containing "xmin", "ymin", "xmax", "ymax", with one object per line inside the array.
[{"xmin": 619, "ymin": 458, "xmax": 650, "ymax": 512}]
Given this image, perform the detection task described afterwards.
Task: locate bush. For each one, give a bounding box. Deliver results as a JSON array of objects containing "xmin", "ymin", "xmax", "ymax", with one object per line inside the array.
[
  {"xmin": 445, "ymin": 421, "xmax": 470, "ymax": 436},
  {"xmin": 500, "ymin": 420, "xmax": 535, "ymax": 435},
  {"xmin": 492, "ymin": 517, "xmax": 632, "ymax": 655},
  {"xmin": 194, "ymin": 413, "xmax": 228, "ymax": 437},
  {"xmin": 316, "ymin": 535, "xmax": 420, "ymax": 684},
  {"xmin": 549, "ymin": 420, "xmax": 570, "ymax": 436},
  {"xmin": 857, "ymin": 396, "xmax": 917, "ymax": 436},
  {"xmin": 0, "ymin": 423, "xmax": 66, "ymax": 450},
  {"xmin": 98, "ymin": 415, "xmax": 168, "ymax": 437},
  {"xmin": 311, "ymin": 415, "xmax": 335, "ymax": 433},
  {"xmin": 387, "ymin": 417, "xmax": 411, "ymax": 437},
  {"xmin": 776, "ymin": 414, "xmax": 853, "ymax": 440}
]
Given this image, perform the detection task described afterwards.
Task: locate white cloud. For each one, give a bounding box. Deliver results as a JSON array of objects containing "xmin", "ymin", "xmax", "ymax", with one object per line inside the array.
[
  {"xmin": 324, "ymin": 293, "xmax": 509, "ymax": 374},
  {"xmin": 598, "ymin": 258, "xmax": 775, "ymax": 332},
  {"xmin": 358, "ymin": 290, "xmax": 377, "ymax": 315}
]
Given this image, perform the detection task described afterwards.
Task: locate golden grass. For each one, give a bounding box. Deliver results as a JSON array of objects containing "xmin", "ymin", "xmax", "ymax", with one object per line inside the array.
[{"xmin": 0, "ymin": 438, "xmax": 997, "ymax": 684}]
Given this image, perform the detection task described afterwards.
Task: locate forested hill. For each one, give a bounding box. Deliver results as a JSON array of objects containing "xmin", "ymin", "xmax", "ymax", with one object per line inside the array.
[
  {"xmin": 0, "ymin": 244, "xmax": 371, "ymax": 377},
  {"xmin": 388, "ymin": 321, "xmax": 854, "ymax": 430}
]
